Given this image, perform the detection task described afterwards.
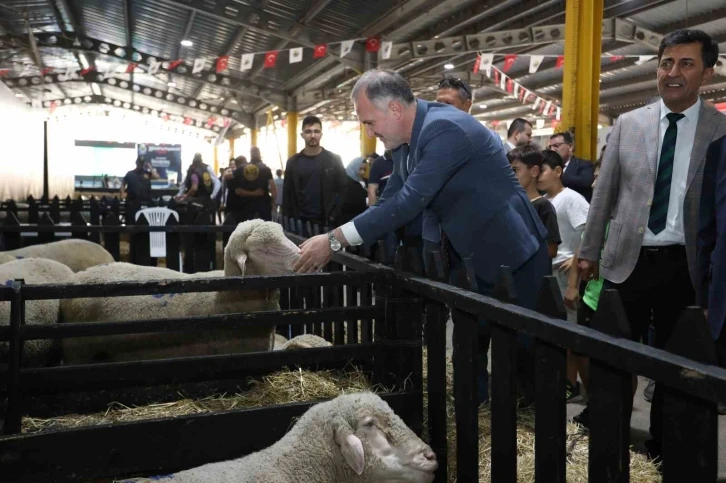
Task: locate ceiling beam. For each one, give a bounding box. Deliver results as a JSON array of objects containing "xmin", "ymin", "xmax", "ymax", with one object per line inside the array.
[{"xmin": 122, "ymin": 0, "xmax": 132, "ymax": 49}]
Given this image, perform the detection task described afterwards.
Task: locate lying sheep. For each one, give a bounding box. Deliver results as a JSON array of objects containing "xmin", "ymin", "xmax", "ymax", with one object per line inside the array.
[
  {"xmin": 0, "ymin": 253, "xmax": 15, "ymax": 264},
  {"xmin": 123, "ymin": 392, "xmax": 438, "ymax": 483},
  {"xmin": 281, "ymin": 333, "xmax": 332, "ymax": 350},
  {"xmin": 0, "ymin": 239, "xmax": 115, "ymax": 272},
  {"xmin": 273, "ymin": 333, "xmax": 289, "ymax": 350},
  {"xmin": 60, "ymin": 220, "xmax": 301, "ymax": 364},
  {"xmin": 0, "ymin": 258, "xmax": 74, "ymax": 367}
]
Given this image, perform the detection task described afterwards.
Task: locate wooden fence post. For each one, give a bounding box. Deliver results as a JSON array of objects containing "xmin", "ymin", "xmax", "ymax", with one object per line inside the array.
[
  {"xmin": 451, "ymin": 258, "xmax": 480, "ymax": 483},
  {"xmin": 102, "ymin": 212, "xmax": 121, "ymax": 261},
  {"xmin": 38, "ymin": 212, "xmax": 55, "ymax": 245},
  {"xmin": 588, "ymin": 289, "xmax": 631, "ymax": 483},
  {"xmin": 27, "ymin": 195, "xmax": 38, "ymax": 224},
  {"xmin": 1, "ymin": 212, "xmax": 22, "ymax": 250},
  {"xmin": 70, "ymin": 210, "xmax": 89, "ymax": 241},
  {"xmin": 165, "ymin": 213, "xmax": 181, "ymax": 272},
  {"xmin": 49, "ymin": 196, "xmax": 60, "ymax": 224},
  {"xmin": 423, "ymin": 250, "xmax": 448, "ymax": 483},
  {"xmin": 534, "ymin": 276, "xmax": 568, "ymax": 483},
  {"xmin": 89, "ymin": 197, "xmax": 101, "ymax": 244},
  {"xmin": 661, "ymin": 307, "xmax": 718, "ymax": 481}
]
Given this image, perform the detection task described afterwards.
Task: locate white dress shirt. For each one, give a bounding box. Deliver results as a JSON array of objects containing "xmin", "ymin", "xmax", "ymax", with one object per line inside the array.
[{"xmin": 642, "ymin": 98, "xmax": 701, "ymax": 246}]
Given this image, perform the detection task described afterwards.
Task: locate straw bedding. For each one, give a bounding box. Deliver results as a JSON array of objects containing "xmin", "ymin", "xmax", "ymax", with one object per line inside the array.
[{"xmin": 20, "ymin": 352, "xmax": 661, "ymax": 482}]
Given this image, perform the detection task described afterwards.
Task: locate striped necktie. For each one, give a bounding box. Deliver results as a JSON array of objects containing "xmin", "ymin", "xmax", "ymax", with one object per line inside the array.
[{"xmin": 648, "ymin": 112, "xmax": 685, "ymax": 235}]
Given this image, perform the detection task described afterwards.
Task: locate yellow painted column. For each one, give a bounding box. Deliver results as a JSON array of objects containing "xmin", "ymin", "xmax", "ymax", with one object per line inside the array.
[
  {"xmin": 250, "ymin": 127, "xmax": 258, "ymax": 147},
  {"xmin": 360, "ymin": 124, "xmax": 376, "ymax": 157},
  {"xmin": 213, "ymin": 144, "xmax": 219, "ymax": 173},
  {"xmin": 229, "ymin": 137, "xmax": 235, "ymax": 158},
  {"xmin": 287, "ymin": 111, "xmax": 298, "ymax": 158},
  {"xmin": 560, "ymin": 0, "xmax": 603, "ymax": 162}
]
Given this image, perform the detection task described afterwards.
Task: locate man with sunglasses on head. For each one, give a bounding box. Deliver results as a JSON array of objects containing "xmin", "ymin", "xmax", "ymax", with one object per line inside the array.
[
  {"xmin": 282, "ymin": 115, "xmax": 347, "ymax": 236},
  {"xmin": 547, "ymin": 131, "xmax": 594, "ymax": 202}
]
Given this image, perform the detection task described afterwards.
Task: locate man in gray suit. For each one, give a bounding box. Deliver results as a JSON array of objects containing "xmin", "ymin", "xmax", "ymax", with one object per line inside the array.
[{"xmin": 579, "ymin": 29, "xmax": 726, "ymax": 461}]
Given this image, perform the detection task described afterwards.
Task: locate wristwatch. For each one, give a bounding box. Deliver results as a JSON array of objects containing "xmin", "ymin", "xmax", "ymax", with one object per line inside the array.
[{"xmin": 328, "ymin": 231, "xmax": 342, "ymax": 252}]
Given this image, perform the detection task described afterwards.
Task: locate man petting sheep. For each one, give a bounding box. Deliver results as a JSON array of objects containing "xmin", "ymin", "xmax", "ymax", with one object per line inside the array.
[{"xmin": 295, "ymin": 69, "xmax": 549, "ymax": 405}]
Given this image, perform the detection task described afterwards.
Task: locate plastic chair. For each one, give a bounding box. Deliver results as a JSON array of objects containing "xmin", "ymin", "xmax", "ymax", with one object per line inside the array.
[{"xmin": 135, "ymin": 207, "xmax": 179, "ymax": 260}]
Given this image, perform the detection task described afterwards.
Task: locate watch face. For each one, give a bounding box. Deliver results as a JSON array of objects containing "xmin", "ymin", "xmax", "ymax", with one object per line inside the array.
[{"xmin": 331, "ymin": 238, "xmax": 342, "ymax": 251}]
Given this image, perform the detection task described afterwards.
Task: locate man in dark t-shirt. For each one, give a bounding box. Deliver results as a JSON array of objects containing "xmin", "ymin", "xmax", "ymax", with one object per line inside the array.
[
  {"xmin": 120, "ymin": 156, "xmax": 159, "ymax": 224},
  {"xmin": 367, "ymin": 152, "xmax": 393, "ymax": 206},
  {"xmin": 236, "ymin": 157, "xmax": 274, "ymax": 221}
]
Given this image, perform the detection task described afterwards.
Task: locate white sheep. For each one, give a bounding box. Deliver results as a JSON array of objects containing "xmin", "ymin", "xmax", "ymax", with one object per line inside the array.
[
  {"xmin": 0, "ymin": 239, "xmax": 115, "ymax": 272},
  {"xmin": 60, "ymin": 220, "xmax": 301, "ymax": 364},
  {"xmin": 273, "ymin": 333, "xmax": 289, "ymax": 350},
  {"xmin": 0, "ymin": 253, "xmax": 15, "ymax": 264},
  {"xmin": 281, "ymin": 333, "xmax": 332, "ymax": 350},
  {"xmin": 1, "ymin": 258, "xmax": 74, "ymax": 367},
  {"xmin": 122, "ymin": 392, "xmax": 438, "ymax": 483}
]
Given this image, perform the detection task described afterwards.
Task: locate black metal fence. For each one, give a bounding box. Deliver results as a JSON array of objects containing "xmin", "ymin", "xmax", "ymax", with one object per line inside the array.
[{"xmin": 1, "ymin": 225, "xmax": 726, "ymax": 482}]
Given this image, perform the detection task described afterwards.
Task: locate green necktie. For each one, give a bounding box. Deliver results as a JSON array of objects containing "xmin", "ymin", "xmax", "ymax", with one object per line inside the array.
[{"xmin": 648, "ymin": 112, "xmax": 685, "ymax": 235}]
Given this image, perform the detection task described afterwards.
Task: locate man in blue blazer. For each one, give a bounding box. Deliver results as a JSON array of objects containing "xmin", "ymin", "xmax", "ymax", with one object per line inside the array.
[
  {"xmin": 295, "ymin": 69, "xmax": 550, "ymax": 402},
  {"xmin": 698, "ymin": 133, "xmax": 726, "ymax": 363}
]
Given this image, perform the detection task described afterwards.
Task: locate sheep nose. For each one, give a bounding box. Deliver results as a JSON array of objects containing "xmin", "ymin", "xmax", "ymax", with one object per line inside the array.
[{"xmin": 423, "ymin": 447, "xmax": 436, "ymax": 461}]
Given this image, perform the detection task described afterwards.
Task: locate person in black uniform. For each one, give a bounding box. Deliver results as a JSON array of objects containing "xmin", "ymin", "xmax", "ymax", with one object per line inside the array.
[
  {"xmin": 176, "ymin": 153, "xmax": 221, "ymax": 208},
  {"xmin": 222, "ymin": 155, "xmax": 247, "ymax": 224},
  {"xmin": 235, "ymin": 155, "xmax": 275, "ymax": 222},
  {"xmin": 120, "ymin": 156, "xmax": 159, "ymax": 224}
]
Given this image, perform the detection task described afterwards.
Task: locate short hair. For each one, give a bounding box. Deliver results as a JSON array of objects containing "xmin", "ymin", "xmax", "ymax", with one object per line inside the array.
[
  {"xmin": 507, "ymin": 118, "xmax": 532, "ymax": 138},
  {"xmin": 507, "ymin": 144, "xmax": 544, "ymax": 168},
  {"xmin": 135, "ymin": 156, "xmax": 144, "ymax": 165},
  {"xmin": 351, "ymin": 69, "xmax": 415, "ymax": 110},
  {"xmin": 276, "ymin": 169, "xmax": 283, "ymax": 177},
  {"xmin": 550, "ymin": 131, "xmax": 573, "ymax": 144},
  {"xmin": 658, "ymin": 29, "xmax": 719, "ymax": 68},
  {"xmin": 301, "ymin": 116, "xmax": 322, "ymax": 129},
  {"xmin": 438, "ymin": 77, "xmax": 472, "ymax": 101},
  {"xmin": 234, "ymin": 155, "xmax": 247, "ymax": 167},
  {"xmin": 541, "ymin": 149, "xmax": 564, "ymax": 171}
]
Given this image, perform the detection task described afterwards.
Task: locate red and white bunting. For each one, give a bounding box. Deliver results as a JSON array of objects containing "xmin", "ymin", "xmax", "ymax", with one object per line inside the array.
[
  {"xmin": 479, "ymin": 53, "xmax": 493, "ymax": 77},
  {"xmin": 473, "ymin": 55, "xmax": 481, "ymax": 74},
  {"xmin": 366, "ymin": 37, "xmax": 381, "ymax": 53},
  {"xmin": 555, "ymin": 55, "xmax": 565, "ymax": 69},
  {"xmin": 167, "ymin": 59, "xmax": 183, "ymax": 70},
  {"xmin": 126, "ymin": 63, "xmax": 138, "ymax": 73},
  {"xmin": 289, "ymin": 47, "xmax": 303, "ymax": 64},
  {"xmin": 192, "ymin": 58, "xmax": 206, "ymax": 74},
  {"xmin": 529, "ymin": 55, "xmax": 544, "ymax": 74},
  {"xmin": 147, "ymin": 59, "xmax": 162, "ymax": 75},
  {"xmin": 263, "ymin": 51, "xmax": 279, "ymax": 68},
  {"xmin": 532, "ymin": 97, "xmax": 542, "ymax": 111},
  {"xmin": 503, "ymin": 54, "xmax": 517, "ymax": 73},
  {"xmin": 381, "ymin": 41, "xmax": 393, "ymax": 60},
  {"xmin": 216, "ymin": 56, "xmax": 229, "ymax": 73},
  {"xmin": 313, "ymin": 44, "xmax": 327, "ymax": 59},
  {"xmin": 241, "ymin": 54, "xmax": 254, "ymax": 71},
  {"xmin": 340, "ymin": 40, "xmax": 354, "ymax": 58}
]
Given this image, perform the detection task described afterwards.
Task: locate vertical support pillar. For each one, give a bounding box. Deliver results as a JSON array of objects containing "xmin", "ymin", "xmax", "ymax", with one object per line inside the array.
[
  {"xmin": 360, "ymin": 126, "xmax": 377, "ymax": 157},
  {"xmin": 229, "ymin": 137, "xmax": 235, "ymax": 159},
  {"xmin": 213, "ymin": 144, "xmax": 219, "ymax": 174},
  {"xmin": 561, "ymin": 0, "xmax": 603, "ymax": 162},
  {"xmin": 43, "ymin": 120, "xmax": 49, "ymax": 201},
  {"xmin": 250, "ymin": 124, "xmax": 258, "ymax": 147},
  {"xmin": 287, "ymin": 112, "xmax": 298, "ymax": 158}
]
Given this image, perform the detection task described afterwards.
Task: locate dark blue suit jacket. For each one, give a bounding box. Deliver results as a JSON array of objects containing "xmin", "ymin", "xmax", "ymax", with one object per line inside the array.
[
  {"xmin": 698, "ymin": 134, "xmax": 726, "ymax": 339},
  {"xmin": 561, "ymin": 156, "xmax": 594, "ymax": 202},
  {"xmin": 353, "ymin": 100, "xmax": 547, "ymax": 286}
]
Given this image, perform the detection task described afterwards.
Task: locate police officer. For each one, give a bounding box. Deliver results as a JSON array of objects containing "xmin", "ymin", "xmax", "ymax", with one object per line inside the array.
[
  {"xmin": 235, "ymin": 156, "xmax": 276, "ymax": 222},
  {"xmin": 176, "ymin": 153, "xmax": 221, "ymax": 207},
  {"xmin": 121, "ymin": 156, "xmax": 159, "ymax": 224}
]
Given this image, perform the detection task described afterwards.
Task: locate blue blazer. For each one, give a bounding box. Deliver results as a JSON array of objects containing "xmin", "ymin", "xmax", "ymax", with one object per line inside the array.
[
  {"xmin": 698, "ymin": 134, "xmax": 726, "ymax": 339},
  {"xmin": 353, "ymin": 100, "xmax": 547, "ymax": 286}
]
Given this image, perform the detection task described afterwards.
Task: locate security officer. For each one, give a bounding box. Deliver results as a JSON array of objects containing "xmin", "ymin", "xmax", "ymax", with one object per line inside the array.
[
  {"xmin": 176, "ymin": 153, "xmax": 221, "ymax": 207},
  {"xmin": 121, "ymin": 156, "xmax": 159, "ymax": 224},
  {"xmin": 236, "ymin": 157, "xmax": 275, "ymax": 222}
]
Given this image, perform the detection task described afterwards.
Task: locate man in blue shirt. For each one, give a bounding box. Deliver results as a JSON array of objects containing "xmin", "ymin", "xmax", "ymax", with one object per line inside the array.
[{"xmin": 296, "ymin": 69, "xmax": 549, "ymax": 404}]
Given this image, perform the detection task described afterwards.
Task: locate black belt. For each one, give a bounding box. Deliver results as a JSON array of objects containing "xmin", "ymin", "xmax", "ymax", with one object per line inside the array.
[{"xmin": 640, "ymin": 244, "xmax": 686, "ymax": 261}]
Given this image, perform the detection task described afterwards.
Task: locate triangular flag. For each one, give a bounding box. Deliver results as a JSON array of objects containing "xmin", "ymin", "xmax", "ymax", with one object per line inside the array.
[
  {"xmin": 241, "ymin": 53, "xmax": 254, "ymax": 71},
  {"xmin": 31, "ymin": 99, "xmax": 42, "ymax": 108},
  {"xmin": 313, "ymin": 44, "xmax": 327, "ymax": 59},
  {"xmin": 556, "ymin": 107, "xmax": 561, "ymax": 120},
  {"xmin": 192, "ymin": 58, "xmax": 206, "ymax": 74},
  {"xmin": 532, "ymin": 97, "xmax": 542, "ymax": 111},
  {"xmin": 148, "ymin": 59, "xmax": 161, "ymax": 75},
  {"xmin": 64, "ymin": 66, "xmax": 76, "ymax": 80},
  {"xmin": 366, "ymin": 37, "xmax": 381, "ymax": 53},
  {"xmin": 513, "ymin": 82, "xmax": 520, "ymax": 98},
  {"xmin": 499, "ymin": 72, "xmax": 506, "ymax": 90},
  {"xmin": 0, "ymin": 69, "xmax": 9, "ymax": 77},
  {"xmin": 263, "ymin": 51, "xmax": 278, "ymax": 68},
  {"xmin": 480, "ymin": 53, "xmax": 493, "ymax": 77},
  {"xmin": 183, "ymin": 117, "xmax": 192, "ymax": 125},
  {"xmin": 41, "ymin": 67, "xmax": 54, "ymax": 75},
  {"xmin": 216, "ymin": 55, "xmax": 229, "ymax": 73},
  {"xmin": 503, "ymin": 54, "xmax": 517, "ymax": 73},
  {"xmin": 635, "ymin": 55, "xmax": 656, "ymax": 65},
  {"xmin": 609, "ymin": 55, "xmax": 625, "ymax": 62},
  {"xmin": 548, "ymin": 104, "xmax": 556, "ymax": 117},
  {"xmin": 473, "ymin": 54, "xmax": 481, "ymax": 74},
  {"xmin": 552, "ymin": 119, "xmax": 560, "ymax": 131},
  {"xmin": 81, "ymin": 66, "xmax": 95, "ymax": 76},
  {"xmin": 493, "ymin": 69, "xmax": 500, "ymax": 85},
  {"xmin": 167, "ymin": 59, "xmax": 183, "ymax": 70},
  {"xmin": 519, "ymin": 88, "xmax": 527, "ymax": 102},
  {"xmin": 555, "ymin": 55, "xmax": 565, "ymax": 69},
  {"xmin": 506, "ymin": 77, "xmax": 514, "ymax": 94},
  {"xmin": 49, "ymin": 100, "xmax": 57, "ymax": 114},
  {"xmin": 381, "ymin": 41, "xmax": 392, "ymax": 60},
  {"xmin": 542, "ymin": 100, "xmax": 551, "ymax": 114},
  {"xmin": 340, "ymin": 40, "xmax": 354, "ymax": 58},
  {"xmin": 529, "ymin": 55, "xmax": 544, "ymax": 74},
  {"xmin": 289, "ymin": 47, "xmax": 303, "ymax": 64},
  {"xmin": 126, "ymin": 63, "xmax": 138, "ymax": 73}
]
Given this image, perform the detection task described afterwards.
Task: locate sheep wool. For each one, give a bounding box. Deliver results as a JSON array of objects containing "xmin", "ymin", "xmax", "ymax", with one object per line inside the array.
[
  {"xmin": 1, "ymin": 239, "xmax": 115, "ymax": 272},
  {"xmin": 281, "ymin": 334, "xmax": 332, "ymax": 350},
  {"xmin": 0, "ymin": 258, "xmax": 74, "ymax": 367},
  {"xmin": 0, "ymin": 253, "xmax": 15, "ymax": 265},
  {"xmin": 60, "ymin": 220, "xmax": 302, "ymax": 364},
  {"xmin": 273, "ymin": 333, "xmax": 289, "ymax": 350},
  {"xmin": 123, "ymin": 392, "xmax": 437, "ymax": 483}
]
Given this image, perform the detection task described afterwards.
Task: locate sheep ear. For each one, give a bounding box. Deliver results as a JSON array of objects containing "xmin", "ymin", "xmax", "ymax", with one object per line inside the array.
[
  {"xmin": 334, "ymin": 425, "xmax": 365, "ymax": 475},
  {"xmin": 235, "ymin": 253, "xmax": 248, "ymax": 276}
]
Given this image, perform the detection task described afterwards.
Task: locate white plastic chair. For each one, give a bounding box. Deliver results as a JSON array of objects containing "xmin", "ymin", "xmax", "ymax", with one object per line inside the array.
[{"xmin": 135, "ymin": 207, "xmax": 179, "ymax": 262}]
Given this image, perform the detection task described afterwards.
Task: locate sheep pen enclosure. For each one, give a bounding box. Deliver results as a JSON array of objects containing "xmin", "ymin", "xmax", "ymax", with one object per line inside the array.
[{"xmin": 0, "ymin": 238, "xmax": 723, "ymax": 482}]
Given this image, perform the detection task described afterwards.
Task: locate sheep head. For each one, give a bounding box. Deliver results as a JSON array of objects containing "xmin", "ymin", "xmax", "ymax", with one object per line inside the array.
[
  {"xmin": 224, "ymin": 220, "xmax": 300, "ymax": 276},
  {"xmin": 327, "ymin": 392, "xmax": 437, "ymax": 482}
]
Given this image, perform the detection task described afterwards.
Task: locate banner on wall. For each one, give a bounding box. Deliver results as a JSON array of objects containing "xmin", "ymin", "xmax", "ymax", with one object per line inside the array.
[{"xmin": 137, "ymin": 143, "xmax": 182, "ymax": 184}]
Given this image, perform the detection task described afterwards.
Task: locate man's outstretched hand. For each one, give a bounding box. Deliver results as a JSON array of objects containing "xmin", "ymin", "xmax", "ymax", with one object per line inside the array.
[{"xmin": 294, "ymin": 235, "xmax": 332, "ymax": 273}]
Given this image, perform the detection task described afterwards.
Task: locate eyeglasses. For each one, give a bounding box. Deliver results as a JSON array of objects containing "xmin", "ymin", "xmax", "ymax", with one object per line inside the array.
[
  {"xmin": 438, "ymin": 78, "xmax": 471, "ymax": 99},
  {"xmin": 548, "ymin": 142, "xmax": 569, "ymax": 150},
  {"xmin": 302, "ymin": 129, "xmax": 322, "ymax": 135}
]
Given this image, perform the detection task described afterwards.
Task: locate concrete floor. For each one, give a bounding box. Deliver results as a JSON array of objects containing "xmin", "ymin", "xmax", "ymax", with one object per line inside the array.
[{"xmin": 444, "ymin": 319, "xmax": 726, "ymax": 479}]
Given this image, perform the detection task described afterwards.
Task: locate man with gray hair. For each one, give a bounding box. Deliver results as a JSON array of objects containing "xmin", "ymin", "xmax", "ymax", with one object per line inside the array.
[{"xmin": 295, "ymin": 69, "xmax": 549, "ymax": 405}]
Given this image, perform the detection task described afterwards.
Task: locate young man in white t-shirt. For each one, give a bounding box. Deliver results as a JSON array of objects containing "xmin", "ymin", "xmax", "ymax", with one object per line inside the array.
[{"xmin": 538, "ymin": 148, "xmax": 590, "ymax": 400}]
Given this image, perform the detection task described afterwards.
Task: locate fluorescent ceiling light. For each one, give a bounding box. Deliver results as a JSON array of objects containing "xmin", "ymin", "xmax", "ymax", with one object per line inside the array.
[
  {"xmin": 444, "ymin": 63, "xmax": 454, "ymax": 70},
  {"xmin": 15, "ymin": 93, "xmax": 23, "ymax": 98},
  {"xmin": 167, "ymin": 82, "xmax": 176, "ymax": 87},
  {"xmin": 479, "ymin": 104, "xmax": 487, "ymax": 109},
  {"xmin": 181, "ymin": 40, "xmax": 193, "ymax": 47},
  {"xmin": 91, "ymin": 83, "xmax": 102, "ymax": 95}
]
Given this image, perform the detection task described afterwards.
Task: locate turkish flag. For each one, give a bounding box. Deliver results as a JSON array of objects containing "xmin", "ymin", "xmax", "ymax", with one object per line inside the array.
[
  {"xmin": 366, "ymin": 37, "xmax": 381, "ymax": 53},
  {"xmin": 183, "ymin": 117, "xmax": 192, "ymax": 125},
  {"xmin": 506, "ymin": 78, "xmax": 514, "ymax": 93},
  {"xmin": 49, "ymin": 101, "xmax": 57, "ymax": 114},
  {"xmin": 503, "ymin": 54, "xmax": 517, "ymax": 73},
  {"xmin": 126, "ymin": 63, "xmax": 138, "ymax": 73},
  {"xmin": 313, "ymin": 44, "xmax": 327, "ymax": 58},
  {"xmin": 610, "ymin": 55, "xmax": 625, "ymax": 62},
  {"xmin": 207, "ymin": 116, "xmax": 217, "ymax": 128},
  {"xmin": 493, "ymin": 69, "xmax": 500, "ymax": 86},
  {"xmin": 519, "ymin": 88, "xmax": 527, "ymax": 102},
  {"xmin": 41, "ymin": 67, "xmax": 54, "ymax": 75},
  {"xmin": 472, "ymin": 55, "xmax": 481, "ymax": 74},
  {"xmin": 216, "ymin": 55, "xmax": 229, "ymax": 73},
  {"xmin": 551, "ymin": 119, "xmax": 560, "ymax": 131},
  {"xmin": 263, "ymin": 51, "xmax": 278, "ymax": 68},
  {"xmin": 168, "ymin": 59, "xmax": 183, "ymax": 70},
  {"xmin": 555, "ymin": 55, "xmax": 565, "ymax": 69},
  {"xmin": 81, "ymin": 66, "xmax": 95, "ymax": 76}
]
